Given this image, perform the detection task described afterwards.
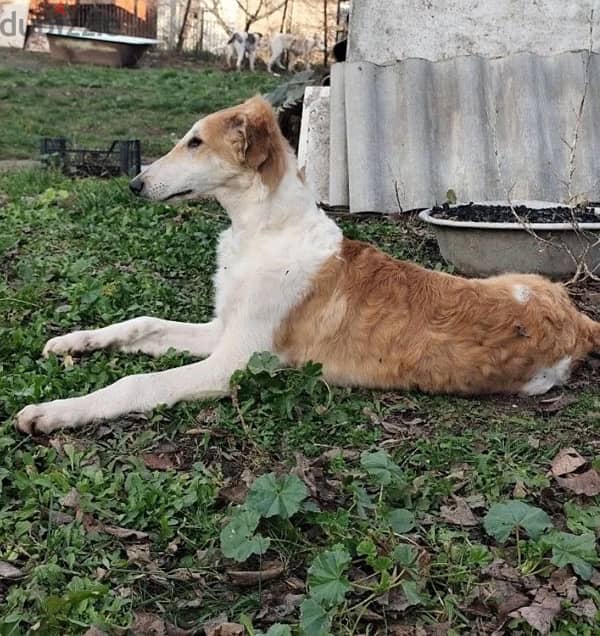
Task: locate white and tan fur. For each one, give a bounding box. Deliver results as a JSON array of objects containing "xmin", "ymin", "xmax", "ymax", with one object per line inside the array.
[
  {"xmin": 267, "ymin": 33, "xmax": 322, "ymax": 73},
  {"xmin": 15, "ymin": 97, "xmax": 600, "ymax": 434},
  {"xmin": 226, "ymin": 31, "xmax": 262, "ymax": 71}
]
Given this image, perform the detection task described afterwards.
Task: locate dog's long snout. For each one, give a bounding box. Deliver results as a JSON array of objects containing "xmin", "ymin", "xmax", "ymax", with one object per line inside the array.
[{"xmin": 129, "ymin": 175, "xmax": 144, "ymax": 196}]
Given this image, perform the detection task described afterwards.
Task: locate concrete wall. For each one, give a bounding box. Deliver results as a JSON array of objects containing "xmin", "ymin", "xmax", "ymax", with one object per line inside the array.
[
  {"xmin": 330, "ymin": 51, "xmax": 600, "ymax": 211},
  {"xmin": 348, "ymin": 0, "xmax": 599, "ymax": 64}
]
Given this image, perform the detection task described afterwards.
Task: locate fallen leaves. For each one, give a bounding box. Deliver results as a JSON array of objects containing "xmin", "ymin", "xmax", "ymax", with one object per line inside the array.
[
  {"xmin": 439, "ymin": 496, "xmax": 478, "ymax": 527},
  {"xmin": 549, "ymin": 448, "xmax": 600, "ymax": 497},
  {"xmin": 203, "ymin": 619, "xmax": 245, "ymax": 636},
  {"xmin": 227, "ymin": 560, "xmax": 285, "ymax": 586},
  {"xmin": 132, "ymin": 611, "xmax": 167, "ymax": 635},
  {"xmin": 550, "ymin": 448, "xmax": 586, "ymax": 477},
  {"xmin": 510, "ymin": 587, "xmax": 562, "ymax": 635},
  {"xmin": 556, "ymin": 470, "xmax": 600, "ymax": 496},
  {"xmin": 83, "ymin": 514, "xmax": 149, "ymax": 540}
]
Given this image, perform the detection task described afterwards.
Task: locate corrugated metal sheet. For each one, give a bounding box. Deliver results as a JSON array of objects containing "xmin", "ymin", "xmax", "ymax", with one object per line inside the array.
[{"xmin": 329, "ymin": 51, "xmax": 600, "ymax": 212}]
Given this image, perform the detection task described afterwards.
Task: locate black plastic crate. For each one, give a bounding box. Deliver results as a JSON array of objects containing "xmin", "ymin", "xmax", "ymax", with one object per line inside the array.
[{"xmin": 40, "ymin": 138, "xmax": 141, "ymax": 178}]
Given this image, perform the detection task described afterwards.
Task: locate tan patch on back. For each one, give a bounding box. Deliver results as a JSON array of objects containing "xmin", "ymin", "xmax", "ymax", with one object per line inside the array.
[{"xmin": 275, "ymin": 239, "xmax": 597, "ymax": 395}]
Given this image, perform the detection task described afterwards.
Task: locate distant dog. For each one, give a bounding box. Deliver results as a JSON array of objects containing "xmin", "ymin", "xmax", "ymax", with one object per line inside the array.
[
  {"xmin": 15, "ymin": 96, "xmax": 600, "ymax": 434},
  {"xmin": 226, "ymin": 32, "xmax": 262, "ymax": 71},
  {"xmin": 268, "ymin": 33, "xmax": 322, "ymax": 73}
]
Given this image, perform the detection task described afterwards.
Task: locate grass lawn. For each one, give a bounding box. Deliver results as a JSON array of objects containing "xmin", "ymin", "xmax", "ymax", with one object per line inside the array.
[
  {"xmin": 0, "ymin": 50, "xmax": 279, "ymax": 161},
  {"xmin": 1, "ymin": 51, "xmax": 600, "ymax": 636}
]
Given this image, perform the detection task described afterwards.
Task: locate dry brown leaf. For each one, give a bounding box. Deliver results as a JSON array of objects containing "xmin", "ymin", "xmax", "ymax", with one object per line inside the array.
[
  {"xmin": 497, "ymin": 592, "xmax": 530, "ymax": 616},
  {"xmin": 292, "ymin": 452, "xmax": 318, "ymax": 499},
  {"xmin": 556, "ymin": 469, "xmax": 600, "ymax": 496},
  {"xmin": 102, "ymin": 524, "xmax": 149, "ymax": 540},
  {"xmin": 537, "ymin": 394, "xmax": 576, "ymax": 414},
  {"xmin": 439, "ymin": 496, "xmax": 478, "ymax": 527},
  {"xmin": 570, "ymin": 598, "xmax": 597, "ymax": 620},
  {"xmin": 550, "ymin": 448, "xmax": 586, "ymax": 477},
  {"xmin": 168, "ymin": 568, "xmax": 205, "ymax": 582},
  {"xmin": 549, "ymin": 568, "xmax": 578, "ymax": 602},
  {"xmin": 166, "ymin": 622, "xmax": 196, "ymax": 636},
  {"xmin": 218, "ymin": 482, "xmax": 249, "ymax": 505},
  {"xmin": 132, "ymin": 611, "xmax": 167, "ymax": 635},
  {"xmin": 317, "ymin": 447, "xmax": 360, "ymax": 464},
  {"xmin": 513, "ymin": 480, "xmax": 528, "ymax": 498},
  {"xmin": 126, "ymin": 544, "xmax": 153, "ymax": 566},
  {"xmin": 48, "ymin": 510, "xmax": 74, "ymax": 524},
  {"xmin": 511, "ymin": 588, "xmax": 561, "ymax": 635},
  {"xmin": 62, "ymin": 487, "xmax": 81, "ymax": 509},
  {"xmin": 143, "ymin": 453, "xmax": 177, "ymax": 471},
  {"xmin": 83, "ymin": 627, "xmax": 109, "ymax": 636},
  {"xmin": 227, "ymin": 561, "xmax": 284, "ymax": 586},
  {"xmin": 203, "ymin": 621, "xmax": 245, "ymax": 636},
  {"xmin": 0, "ymin": 561, "xmax": 23, "ymax": 579},
  {"xmin": 425, "ymin": 623, "xmax": 450, "ymax": 636},
  {"xmin": 255, "ymin": 592, "xmax": 304, "ymax": 620}
]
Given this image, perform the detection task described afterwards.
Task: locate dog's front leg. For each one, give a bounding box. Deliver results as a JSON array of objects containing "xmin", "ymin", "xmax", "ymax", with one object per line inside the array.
[
  {"xmin": 15, "ymin": 340, "xmax": 251, "ymax": 435},
  {"xmin": 43, "ymin": 317, "xmax": 222, "ymax": 358}
]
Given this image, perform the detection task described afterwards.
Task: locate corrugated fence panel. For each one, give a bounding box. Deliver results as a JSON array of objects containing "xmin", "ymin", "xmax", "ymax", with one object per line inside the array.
[{"xmin": 330, "ymin": 52, "xmax": 600, "ymax": 212}]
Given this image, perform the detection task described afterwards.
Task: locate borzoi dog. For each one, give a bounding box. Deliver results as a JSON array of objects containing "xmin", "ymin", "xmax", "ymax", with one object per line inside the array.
[
  {"xmin": 16, "ymin": 97, "xmax": 600, "ymax": 434},
  {"xmin": 226, "ymin": 31, "xmax": 262, "ymax": 71},
  {"xmin": 268, "ymin": 33, "xmax": 321, "ymax": 73}
]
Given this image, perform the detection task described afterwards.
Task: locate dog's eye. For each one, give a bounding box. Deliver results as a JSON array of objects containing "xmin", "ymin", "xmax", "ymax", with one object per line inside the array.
[{"xmin": 188, "ymin": 137, "xmax": 203, "ymax": 149}]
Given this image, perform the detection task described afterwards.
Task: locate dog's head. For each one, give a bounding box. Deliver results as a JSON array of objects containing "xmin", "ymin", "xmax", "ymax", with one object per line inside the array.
[{"xmin": 129, "ymin": 96, "xmax": 288, "ymax": 202}]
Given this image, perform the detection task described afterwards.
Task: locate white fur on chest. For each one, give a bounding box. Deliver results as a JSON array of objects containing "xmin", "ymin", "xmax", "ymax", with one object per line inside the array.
[{"xmin": 212, "ymin": 213, "xmax": 342, "ymax": 351}]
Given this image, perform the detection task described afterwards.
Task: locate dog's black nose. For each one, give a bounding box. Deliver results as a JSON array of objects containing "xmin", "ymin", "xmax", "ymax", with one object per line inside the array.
[{"xmin": 129, "ymin": 177, "xmax": 144, "ymax": 195}]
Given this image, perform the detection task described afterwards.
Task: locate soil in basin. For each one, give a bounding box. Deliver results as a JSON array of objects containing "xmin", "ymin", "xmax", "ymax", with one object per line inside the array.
[{"xmin": 431, "ymin": 203, "xmax": 600, "ymax": 224}]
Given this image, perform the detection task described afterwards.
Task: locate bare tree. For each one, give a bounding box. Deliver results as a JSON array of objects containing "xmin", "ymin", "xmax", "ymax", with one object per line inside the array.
[
  {"xmin": 279, "ymin": 0, "xmax": 290, "ymax": 33},
  {"xmin": 176, "ymin": 0, "xmax": 194, "ymax": 51},
  {"xmin": 205, "ymin": 0, "xmax": 288, "ymax": 34}
]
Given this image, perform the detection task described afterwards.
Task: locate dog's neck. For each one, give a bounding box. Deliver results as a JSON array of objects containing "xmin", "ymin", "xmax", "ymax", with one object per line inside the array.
[{"xmin": 213, "ymin": 162, "xmax": 323, "ymax": 236}]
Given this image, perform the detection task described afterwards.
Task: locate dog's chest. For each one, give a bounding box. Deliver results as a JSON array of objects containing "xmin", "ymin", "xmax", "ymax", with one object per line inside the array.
[{"xmin": 212, "ymin": 222, "xmax": 342, "ymax": 330}]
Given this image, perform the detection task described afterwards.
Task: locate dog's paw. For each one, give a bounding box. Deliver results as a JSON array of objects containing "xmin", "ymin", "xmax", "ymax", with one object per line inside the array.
[
  {"xmin": 43, "ymin": 332, "xmax": 95, "ymax": 358},
  {"xmin": 15, "ymin": 402, "xmax": 75, "ymax": 435}
]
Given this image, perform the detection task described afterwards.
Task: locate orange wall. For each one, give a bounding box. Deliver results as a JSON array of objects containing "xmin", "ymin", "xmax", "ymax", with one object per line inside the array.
[{"xmin": 30, "ymin": 0, "xmax": 149, "ymax": 20}]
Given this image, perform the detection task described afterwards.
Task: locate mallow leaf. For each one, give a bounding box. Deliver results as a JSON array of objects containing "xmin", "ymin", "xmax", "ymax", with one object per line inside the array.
[
  {"xmin": 386, "ymin": 508, "xmax": 416, "ymax": 534},
  {"xmin": 483, "ymin": 501, "xmax": 553, "ymax": 543},
  {"xmin": 247, "ymin": 473, "xmax": 308, "ymax": 519},
  {"xmin": 246, "ymin": 351, "xmax": 280, "ymax": 376},
  {"xmin": 220, "ymin": 507, "xmax": 270, "ymax": 562},
  {"xmin": 300, "ymin": 598, "xmax": 331, "ymax": 636},
  {"xmin": 307, "ymin": 547, "xmax": 352, "ymax": 606},
  {"xmin": 360, "ymin": 450, "xmax": 403, "ymax": 486},
  {"xmin": 543, "ymin": 531, "xmax": 598, "ymax": 580}
]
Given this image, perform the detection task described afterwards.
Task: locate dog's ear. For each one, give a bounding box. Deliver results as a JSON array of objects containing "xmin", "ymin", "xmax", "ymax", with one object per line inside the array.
[{"xmin": 227, "ymin": 97, "xmax": 287, "ymax": 191}]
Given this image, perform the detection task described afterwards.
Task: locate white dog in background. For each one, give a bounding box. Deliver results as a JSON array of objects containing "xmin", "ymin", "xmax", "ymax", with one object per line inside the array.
[
  {"xmin": 226, "ymin": 31, "xmax": 262, "ymax": 71},
  {"xmin": 268, "ymin": 33, "xmax": 322, "ymax": 73}
]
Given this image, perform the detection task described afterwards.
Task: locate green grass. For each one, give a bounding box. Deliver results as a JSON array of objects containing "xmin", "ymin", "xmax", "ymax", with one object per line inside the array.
[
  {"xmin": 0, "ymin": 47, "xmax": 599, "ymax": 636},
  {"xmin": 0, "ymin": 51, "xmax": 279, "ymax": 160},
  {"xmin": 1, "ymin": 168, "xmax": 599, "ymax": 635}
]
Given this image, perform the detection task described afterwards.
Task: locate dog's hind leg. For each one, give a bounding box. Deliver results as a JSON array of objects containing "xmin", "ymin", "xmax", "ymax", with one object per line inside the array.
[
  {"xmin": 16, "ymin": 337, "xmax": 257, "ymax": 434},
  {"xmin": 42, "ymin": 317, "xmax": 223, "ymax": 358}
]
